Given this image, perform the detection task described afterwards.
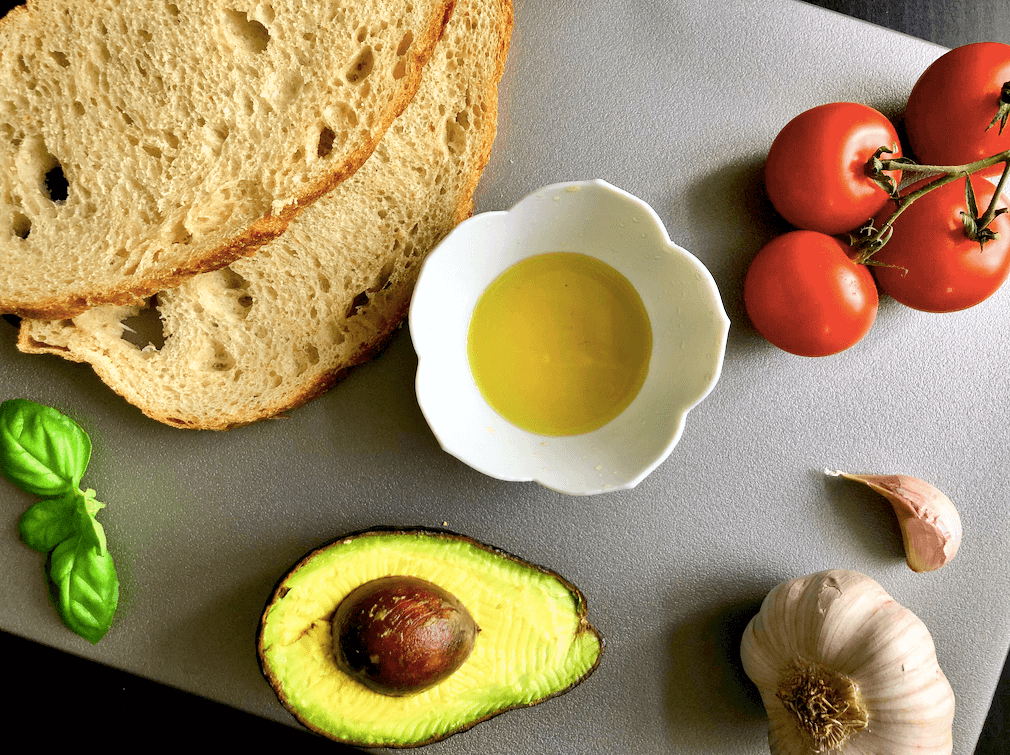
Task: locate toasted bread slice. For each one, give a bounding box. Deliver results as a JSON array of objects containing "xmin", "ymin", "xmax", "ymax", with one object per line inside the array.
[
  {"xmin": 19, "ymin": 0, "xmax": 513, "ymax": 430},
  {"xmin": 0, "ymin": 0, "xmax": 454, "ymax": 318}
]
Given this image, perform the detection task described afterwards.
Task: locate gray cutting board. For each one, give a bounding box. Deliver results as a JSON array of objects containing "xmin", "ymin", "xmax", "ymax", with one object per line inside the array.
[{"xmin": 0, "ymin": 0, "xmax": 1001, "ymax": 752}]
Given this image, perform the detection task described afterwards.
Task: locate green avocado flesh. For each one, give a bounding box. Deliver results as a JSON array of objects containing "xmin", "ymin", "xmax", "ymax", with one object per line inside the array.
[{"xmin": 257, "ymin": 528, "xmax": 604, "ymax": 748}]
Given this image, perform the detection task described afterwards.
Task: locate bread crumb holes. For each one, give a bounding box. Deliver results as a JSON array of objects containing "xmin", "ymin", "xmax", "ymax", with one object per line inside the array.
[
  {"xmin": 317, "ymin": 127, "xmax": 336, "ymax": 158},
  {"xmin": 11, "ymin": 212, "xmax": 31, "ymax": 240},
  {"xmin": 222, "ymin": 9, "xmax": 271, "ymax": 54},
  {"xmin": 346, "ymin": 46, "xmax": 374, "ymax": 84},
  {"xmin": 121, "ymin": 298, "xmax": 167, "ymax": 351}
]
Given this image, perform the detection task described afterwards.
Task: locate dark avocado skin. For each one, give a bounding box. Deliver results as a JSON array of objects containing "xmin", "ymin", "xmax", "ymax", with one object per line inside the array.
[{"xmin": 256, "ymin": 526, "xmax": 605, "ymax": 748}]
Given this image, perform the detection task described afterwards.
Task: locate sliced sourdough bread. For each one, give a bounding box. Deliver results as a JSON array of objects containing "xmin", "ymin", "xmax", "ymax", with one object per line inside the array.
[
  {"xmin": 19, "ymin": 0, "xmax": 513, "ymax": 430},
  {"xmin": 0, "ymin": 0, "xmax": 455, "ymax": 318}
]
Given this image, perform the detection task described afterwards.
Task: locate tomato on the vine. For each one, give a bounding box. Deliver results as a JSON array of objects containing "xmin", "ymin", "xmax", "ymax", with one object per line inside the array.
[
  {"xmin": 870, "ymin": 170, "xmax": 1010, "ymax": 313},
  {"xmin": 763, "ymin": 102, "xmax": 902, "ymax": 236},
  {"xmin": 744, "ymin": 230, "xmax": 878, "ymax": 357},
  {"xmin": 904, "ymin": 42, "xmax": 1010, "ymax": 166}
]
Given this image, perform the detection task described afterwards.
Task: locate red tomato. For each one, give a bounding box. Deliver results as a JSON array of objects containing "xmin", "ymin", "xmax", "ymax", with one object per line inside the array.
[
  {"xmin": 871, "ymin": 170, "xmax": 1010, "ymax": 313},
  {"xmin": 904, "ymin": 42, "xmax": 1010, "ymax": 165},
  {"xmin": 764, "ymin": 103, "xmax": 902, "ymax": 235},
  {"xmin": 744, "ymin": 231, "xmax": 878, "ymax": 357}
]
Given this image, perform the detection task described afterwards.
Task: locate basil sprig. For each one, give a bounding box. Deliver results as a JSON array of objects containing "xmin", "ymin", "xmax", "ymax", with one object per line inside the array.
[{"xmin": 1, "ymin": 399, "xmax": 118, "ymax": 644}]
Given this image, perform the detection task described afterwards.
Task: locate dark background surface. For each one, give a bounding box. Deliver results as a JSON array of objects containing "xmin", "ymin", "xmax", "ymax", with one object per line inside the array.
[{"xmin": 3, "ymin": 0, "xmax": 1008, "ymax": 751}]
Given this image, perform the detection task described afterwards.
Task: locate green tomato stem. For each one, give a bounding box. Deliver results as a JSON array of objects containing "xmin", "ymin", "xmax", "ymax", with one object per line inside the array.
[
  {"xmin": 986, "ymin": 81, "xmax": 1010, "ymax": 135},
  {"xmin": 980, "ymin": 161, "xmax": 1010, "ymax": 230},
  {"xmin": 881, "ymin": 150, "xmax": 1010, "ymax": 177},
  {"xmin": 857, "ymin": 149, "xmax": 1010, "ymax": 262},
  {"xmin": 853, "ymin": 172, "xmax": 964, "ymax": 264}
]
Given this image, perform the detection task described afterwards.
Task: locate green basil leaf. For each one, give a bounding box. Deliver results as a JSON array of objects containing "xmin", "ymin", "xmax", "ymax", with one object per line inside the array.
[
  {"xmin": 0, "ymin": 399, "xmax": 91, "ymax": 497},
  {"xmin": 18, "ymin": 492, "xmax": 80, "ymax": 554},
  {"xmin": 48, "ymin": 513, "xmax": 118, "ymax": 644}
]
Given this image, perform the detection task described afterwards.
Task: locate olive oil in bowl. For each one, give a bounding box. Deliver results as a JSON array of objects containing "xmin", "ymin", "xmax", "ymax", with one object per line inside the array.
[{"xmin": 467, "ymin": 252, "xmax": 652, "ymax": 436}]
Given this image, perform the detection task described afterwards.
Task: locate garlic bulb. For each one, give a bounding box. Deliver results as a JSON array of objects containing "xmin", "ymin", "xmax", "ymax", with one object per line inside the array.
[{"xmin": 741, "ymin": 569, "xmax": 955, "ymax": 755}]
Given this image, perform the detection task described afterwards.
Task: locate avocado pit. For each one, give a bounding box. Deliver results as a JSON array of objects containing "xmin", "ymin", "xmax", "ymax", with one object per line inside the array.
[{"xmin": 332, "ymin": 575, "xmax": 479, "ymax": 696}]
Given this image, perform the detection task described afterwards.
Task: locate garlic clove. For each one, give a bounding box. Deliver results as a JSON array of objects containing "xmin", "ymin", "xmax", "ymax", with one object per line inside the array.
[{"xmin": 829, "ymin": 471, "xmax": 962, "ymax": 572}]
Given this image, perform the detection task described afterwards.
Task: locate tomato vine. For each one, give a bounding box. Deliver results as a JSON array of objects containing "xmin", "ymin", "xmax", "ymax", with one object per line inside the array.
[
  {"xmin": 745, "ymin": 42, "xmax": 1010, "ymax": 353},
  {"xmin": 855, "ymin": 148, "xmax": 1010, "ymax": 261}
]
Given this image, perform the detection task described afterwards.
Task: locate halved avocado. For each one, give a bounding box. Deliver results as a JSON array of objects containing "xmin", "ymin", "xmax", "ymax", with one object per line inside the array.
[{"xmin": 256, "ymin": 527, "xmax": 604, "ymax": 748}]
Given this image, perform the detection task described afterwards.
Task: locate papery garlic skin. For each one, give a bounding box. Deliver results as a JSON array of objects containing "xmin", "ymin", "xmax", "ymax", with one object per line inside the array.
[
  {"xmin": 741, "ymin": 570, "xmax": 955, "ymax": 755},
  {"xmin": 832, "ymin": 472, "xmax": 962, "ymax": 572}
]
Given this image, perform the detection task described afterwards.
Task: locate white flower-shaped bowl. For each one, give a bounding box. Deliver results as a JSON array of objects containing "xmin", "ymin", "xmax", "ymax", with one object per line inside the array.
[{"xmin": 408, "ymin": 179, "xmax": 730, "ymax": 496}]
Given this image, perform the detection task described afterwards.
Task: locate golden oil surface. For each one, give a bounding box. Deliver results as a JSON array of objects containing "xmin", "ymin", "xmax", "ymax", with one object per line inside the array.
[{"xmin": 467, "ymin": 252, "xmax": 652, "ymax": 436}]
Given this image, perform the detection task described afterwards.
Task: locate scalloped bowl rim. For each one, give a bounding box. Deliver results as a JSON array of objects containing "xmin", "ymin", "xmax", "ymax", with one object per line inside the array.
[{"xmin": 408, "ymin": 179, "xmax": 730, "ymax": 496}]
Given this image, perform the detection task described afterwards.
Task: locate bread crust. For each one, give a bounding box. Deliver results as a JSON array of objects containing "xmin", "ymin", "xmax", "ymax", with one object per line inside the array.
[
  {"xmin": 0, "ymin": 0, "xmax": 456, "ymax": 319},
  {"xmin": 18, "ymin": 0, "xmax": 513, "ymax": 430}
]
